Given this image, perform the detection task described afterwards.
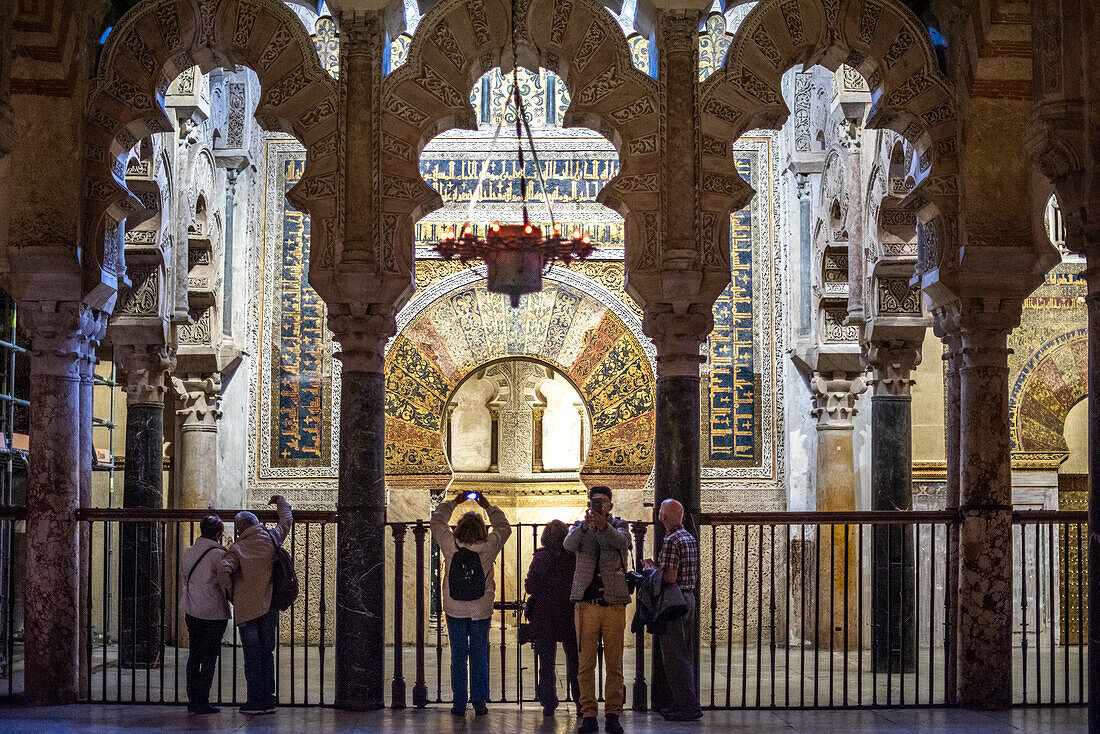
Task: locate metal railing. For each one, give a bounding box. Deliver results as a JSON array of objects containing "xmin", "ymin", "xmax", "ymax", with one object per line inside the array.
[
  {"xmin": 0, "ymin": 506, "xmax": 1085, "ymax": 710},
  {"xmin": 698, "ymin": 511, "xmax": 956, "ymax": 708},
  {"xmin": 1013, "ymin": 510, "xmax": 1087, "ymax": 706}
]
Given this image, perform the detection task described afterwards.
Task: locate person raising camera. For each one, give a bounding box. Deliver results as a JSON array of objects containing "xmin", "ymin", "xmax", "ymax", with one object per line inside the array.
[
  {"xmin": 430, "ymin": 488, "xmax": 511, "ymax": 717},
  {"xmin": 563, "ymin": 485, "xmax": 632, "ymax": 734}
]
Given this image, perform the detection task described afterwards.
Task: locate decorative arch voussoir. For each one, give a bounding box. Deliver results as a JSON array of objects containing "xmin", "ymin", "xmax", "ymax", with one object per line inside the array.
[
  {"xmin": 711, "ymin": 0, "xmax": 959, "ymax": 277},
  {"xmin": 84, "ymin": 0, "xmax": 338, "ymax": 306}
]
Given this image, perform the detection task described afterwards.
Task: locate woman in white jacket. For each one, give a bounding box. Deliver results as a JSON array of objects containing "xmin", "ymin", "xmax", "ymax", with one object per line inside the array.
[
  {"xmin": 179, "ymin": 515, "xmax": 231, "ymax": 714},
  {"xmin": 430, "ymin": 490, "xmax": 511, "ymax": 716}
]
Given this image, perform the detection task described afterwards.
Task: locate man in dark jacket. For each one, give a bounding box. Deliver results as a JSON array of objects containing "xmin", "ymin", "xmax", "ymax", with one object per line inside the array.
[{"xmin": 524, "ymin": 519, "xmax": 579, "ymax": 717}]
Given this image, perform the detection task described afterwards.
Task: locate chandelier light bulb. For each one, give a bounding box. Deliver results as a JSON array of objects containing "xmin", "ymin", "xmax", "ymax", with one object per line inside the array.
[
  {"xmin": 491, "ymin": 221, "xmax": 501, "ymax": 232},
  {"xmin": 463, "ymin": 224, "xmax": 473, "ymax": 235}
]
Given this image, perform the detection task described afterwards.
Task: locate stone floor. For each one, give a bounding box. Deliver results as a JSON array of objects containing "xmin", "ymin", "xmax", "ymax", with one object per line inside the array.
[{"xmin": 0, "ymin": 704, "xmax": 1086, "ymax": 733}]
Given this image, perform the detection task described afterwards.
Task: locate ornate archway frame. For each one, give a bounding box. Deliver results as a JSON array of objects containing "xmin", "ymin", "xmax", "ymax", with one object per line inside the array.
[
  {"xmin": 84, "ymin": 0, "xmax": 339, "ymax": 307},
  {"xmin": 372, "ymin": 0, "xmax": 663, "ymax": 290},
  {"xmin": 701, "ymin": 0, "xmax": 960, "ymax": 304}
]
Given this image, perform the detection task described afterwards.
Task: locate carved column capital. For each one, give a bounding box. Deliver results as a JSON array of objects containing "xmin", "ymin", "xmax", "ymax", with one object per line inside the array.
[
  {"xmin": 329, "ymin": 311, "xmax": 395, "ymax": 373},
  {"xmin": 115, "ymin": 344, "xmax": 176, "ymax": 405},
  {"xmin": 21, "ymin": 302, "xmax": 105, "ymax": 379},
  {"xmin": 864, "ymin": 340, "xmax": 922, "ymax": 397},
  {"xmin": 172, "ymin": 373, "xmax": 223, "ymax": 432},
  {"xmin": 643, "ymin": 308, "xmax": 711, "ymax": 378},
  {"xmin": 810, "ymin": 370, "xmax": 867, "ymax": 428}
]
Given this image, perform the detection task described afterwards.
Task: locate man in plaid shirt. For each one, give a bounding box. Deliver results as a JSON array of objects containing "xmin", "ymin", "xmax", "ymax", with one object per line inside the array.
[{"xmin": 644, "ymin": 499, "xmax": 703, "ymax": 721}]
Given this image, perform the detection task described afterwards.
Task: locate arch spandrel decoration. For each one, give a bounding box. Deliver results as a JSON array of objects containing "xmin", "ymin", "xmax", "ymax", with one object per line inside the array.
[
  {"xmin": 85, "ymin": 0, "xmax": 339, "ymax": 302},
  {"xmin": 384, "ymin": 279, "xmax": 655, "ymax": 477},
  {"xmin": 1009, "ymin": 327, "xmax": 1088, "ymax": 454},
  {"xmin": 702, "ymin": 0, "xmax": 960, "ymax": 284}
]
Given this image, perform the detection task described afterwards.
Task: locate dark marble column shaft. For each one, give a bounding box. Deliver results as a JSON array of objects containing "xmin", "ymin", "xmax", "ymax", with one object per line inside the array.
[
  {"xmin": 335, "ymin": 370, "xmax": 387, "ymax": 710},
  {"xmin": 957, "ymin": 334, "xmax": 1013, "ymax": 710},
  {"xmin": 651, "ymin": 374, "xmax": 701, "ymax": 710},
  {"xmin": 120, "ymin": 403, "xmax": 165, "ymax": 668},
  {"xmin": 870, "ymin": 395, "xmax": 916, "ymax": 673}
]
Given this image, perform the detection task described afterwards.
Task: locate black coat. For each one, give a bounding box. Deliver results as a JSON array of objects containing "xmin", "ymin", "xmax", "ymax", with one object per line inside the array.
[{"xmin": 524, "ymin": 546, "xmax": 577, "ymax": 643}]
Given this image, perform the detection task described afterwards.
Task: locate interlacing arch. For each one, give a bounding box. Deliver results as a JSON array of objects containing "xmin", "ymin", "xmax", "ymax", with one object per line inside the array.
[
  {"xmin": 701, "ymin": 0, "xmax": 959, "ymax": 284},
  {"xmin": 84, "ymin": 0, "xmax": 339, "ymax": 302},
  {"xmin": 377, "ymin": 0, "xmax": 662, "ymax": 279}
]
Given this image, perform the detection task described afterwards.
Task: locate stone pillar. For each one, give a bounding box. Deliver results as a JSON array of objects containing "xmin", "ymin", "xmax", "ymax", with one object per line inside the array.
[
  {"xmin": 865, "ymin": 342, "xmax": 920, "ymax": 673},
  {"xmin": 797, "ymin": 174, "xmax": 813, "ymax": 336},
  {"xmin": 172, "ymin": 374, "xmax": 223, "ymax": 508},
  {"xmin": 936, "ymin": 317, "xmax": 962, "ymax": 705},
  {"xmin": 76, "ymin": 318, "xmax": 104, "ymax": 695},
  {"xmin": 956, "ymin": 317, "xmax": 1017, "ymax": 710},
  {"xmin": 21, "ymin": 302, "xmax": 101, "ymax": 704},
  {"xmin": 115, "ymin": 344, "xmax": 174, "ymax": 669},
  {"xmin": 332, "ymin": 315, "xmax": 390, "ymax": 710},
  {"xmin": 809, "ymin": 371, "xmax": 865, "ymax": 649}
]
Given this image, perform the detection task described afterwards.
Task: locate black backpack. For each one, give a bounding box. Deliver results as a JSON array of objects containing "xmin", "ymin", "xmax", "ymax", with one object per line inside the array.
[
  {"xmin": 449, "ymin": 546, "xmax": 486, "ymax": 601},
  {"xmin": 269, "ymin": 533, "xmax": 299, "ymax": 612}
]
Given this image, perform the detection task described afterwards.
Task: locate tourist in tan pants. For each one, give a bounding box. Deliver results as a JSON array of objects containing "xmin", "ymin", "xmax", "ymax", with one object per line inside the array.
[{"xmin": 564, "ymin": 486, "xmax": 632, "ymax": 734}]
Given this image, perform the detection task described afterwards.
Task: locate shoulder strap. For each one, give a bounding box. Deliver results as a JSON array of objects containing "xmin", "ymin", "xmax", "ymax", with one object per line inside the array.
[{"xmin": 186, "ymin": 545, "xmax": 218, "ymax": 586}]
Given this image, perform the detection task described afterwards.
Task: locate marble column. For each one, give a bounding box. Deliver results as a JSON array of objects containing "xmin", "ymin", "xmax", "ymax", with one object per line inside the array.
[
  {"xmin": 956, "ymin": 320, "xmax": 1016, "ymax": 710},
  {"xmin": 115, "ymin": 344, "xmax": 174, "ymax": 669},
  {"xmin": 865, "ymin": 342, "xmax": 920, "ymax": 673},
  {"xmin": 332, "ymin": 318, "xmax": 389, "ymax": 711},
  {"xmin": 935, "ymin": 313, "xmax": 963, "ymax": 705},
  {"xmin": 810, "ymin": 371, "xmax": 865, "ymax": 650},
  {"xmin": 172, "ymin": 374, "xmax": 223, "ymax": 508},
  {"xmin": 797, "ymin": 174, "xmax": 813, "ymax": 336},
  {"xmin": 21, "ymin": 303, "xmax": 100, "ymax": 704},
  {"xmin": 76, "ymin": 320, "xmax": 103, "ymax": 695}
]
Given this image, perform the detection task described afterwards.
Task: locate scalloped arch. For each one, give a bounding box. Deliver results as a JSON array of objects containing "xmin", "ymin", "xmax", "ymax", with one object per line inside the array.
[
  {"xmin": 1010, "ymin": 328, "xmax": 1089, "ymax": 453},
  {"xmin": 701, "ymin": 0, "xmax": 960, "ymax": 278},
  {"xmin": 84, "ymin": 0, "xmax": 339, "ymax": 303},
  {"xmin": 376, "ymin": 0, "xmax": 662, "ymax": 279}
]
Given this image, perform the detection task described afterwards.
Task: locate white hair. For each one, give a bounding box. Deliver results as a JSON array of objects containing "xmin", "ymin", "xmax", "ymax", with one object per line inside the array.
[{"xmin": 234, "ymin": 510, "xmax": 259, "ymax": 530}]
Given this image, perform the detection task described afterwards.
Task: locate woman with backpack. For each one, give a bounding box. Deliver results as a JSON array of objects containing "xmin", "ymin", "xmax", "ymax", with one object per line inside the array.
[
  {"xmin": 524, "ymin": 519, "xmax": 579, "ymax": 717},
  {"xmin": 430, "ymin": 489, "xmax": 512, "ymax": 716}
]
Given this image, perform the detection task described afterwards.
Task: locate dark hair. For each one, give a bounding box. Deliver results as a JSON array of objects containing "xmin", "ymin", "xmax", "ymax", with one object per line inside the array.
[
  {"xmin": 200, "ymin": 515, "xmax": 224, "ymax": 540},
  {"xmin": 588, "ymin": 485, "xmax": 612, "ymax": 501},
  {"xmin": 541, "ymin": 519, "xmax": 568, "ymax": 550},
  {"xmin": 454, "ymin": 512, "xmax": 489, "ymax": 545}
]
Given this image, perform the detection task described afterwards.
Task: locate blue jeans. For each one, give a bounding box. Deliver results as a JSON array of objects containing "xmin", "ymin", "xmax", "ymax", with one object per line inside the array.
[
  {"xmin": 239, "ymin": 607, "xmax": 278, "ymax": 708},
  {"xmin": 446, "ymin": 615, "xmax": 490, "ymax": 709}
]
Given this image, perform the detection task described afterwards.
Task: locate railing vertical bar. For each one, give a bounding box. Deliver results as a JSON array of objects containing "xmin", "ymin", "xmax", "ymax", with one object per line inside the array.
[
  {"xmin": 86, "ymin": 519, "xmax": 94, "ymax": 701},
  {"xmin": 289, "ymin": 522, "xmax": 295, "ymax": 706},
  {"xmin": 709, "ymin": 525, "xmax": 717, "ymax": 708},
  {"xmin": 1063, "ymin": 521, "xmax": 1069, "ymax": 705},
  {"xmin": 319, "ymin": 522, "xmax": 327, "ymax": 706},
  {"xmin": 886, "ymin": 522, "xmax": 893, "ymax": 707},
  {"xmin": 158, "ymin": 521, "xmax": 165, "ymax": 704},
  {"xmin": 499, "ymin": 553, "xmax": 506, "ymax": 702},
  {"xmin": 755, "ymin": 523, "xmax": 762, "ymax": 708},
  {"xmin": 392, "ymin": 523, "xmax": 407, "ymax": 709},
  {"xmin": 1077, "ymin": 521, "xmax": 1084, "ymax": 704},
  {"xmin": 842, "ymin": 523, "xmax": 849, "ymax": 708},
  {"xmin": 725, "ymin": 525, "xmax": 734, "ymax": 709},
  {"xmin": 413, "ymin": 521, "xmax": 427, "ymax": 708},
  {"xmin": 176, "ymin": 522, "xmax": 184, "ymax": 705},
  {"xmin": 914, "ymin": 524, "xmax": 921, "ymax": 705},
  {"xmin": 813, "ymin": 522, "xmax": 820, "ymax": 709},
  {"xmin": 516, "ymin": 525, "xmax": 526, "ymax": 704},
  {"xmin": 632, "ymin": 522, "xmax": 649, "ymax": 713},
  {"xmin": 435, "ymin": 535, "xmax": 443, "ymax": 703},
  {"xmin": 1029, "ymin": 521, "xmax": 1038, "ymax": 704},
  {"xmin": 1020, "ymin": 522, "xmax": 1028, "ymax": 704},
  {"xmin": 1047, "ymin": 521, "xmax": 1055, "ymax": 703},
  {"xmin": 857, "ymin": 523, "xmax": 863, "ymax": 707},
  {"xmin": 800, "ymin": 527, "xmax": 806, "ymax": 708},
  {"xmin": 769, "ymin": 524, "xmax": 776, "ymax": 708},
  {"xmin": 740, "ymin": 523, "xmax": 748, "ymax": 708},
  {"xmin": 828, "ymin": 522, "xmax": 835, "ymax": 708},
  {"xmin": 783, "ymin": 523, "xmax": 790, "ymax": 708},
  {"xmin": 303, "ymin": 522, "xmax": 310, "ymax": 706}
]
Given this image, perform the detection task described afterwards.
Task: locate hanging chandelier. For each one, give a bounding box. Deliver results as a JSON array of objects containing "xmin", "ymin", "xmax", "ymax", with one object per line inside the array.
[{"xmin": 432, "ymin": 13, "xmax": 596, "ymax": 308}]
